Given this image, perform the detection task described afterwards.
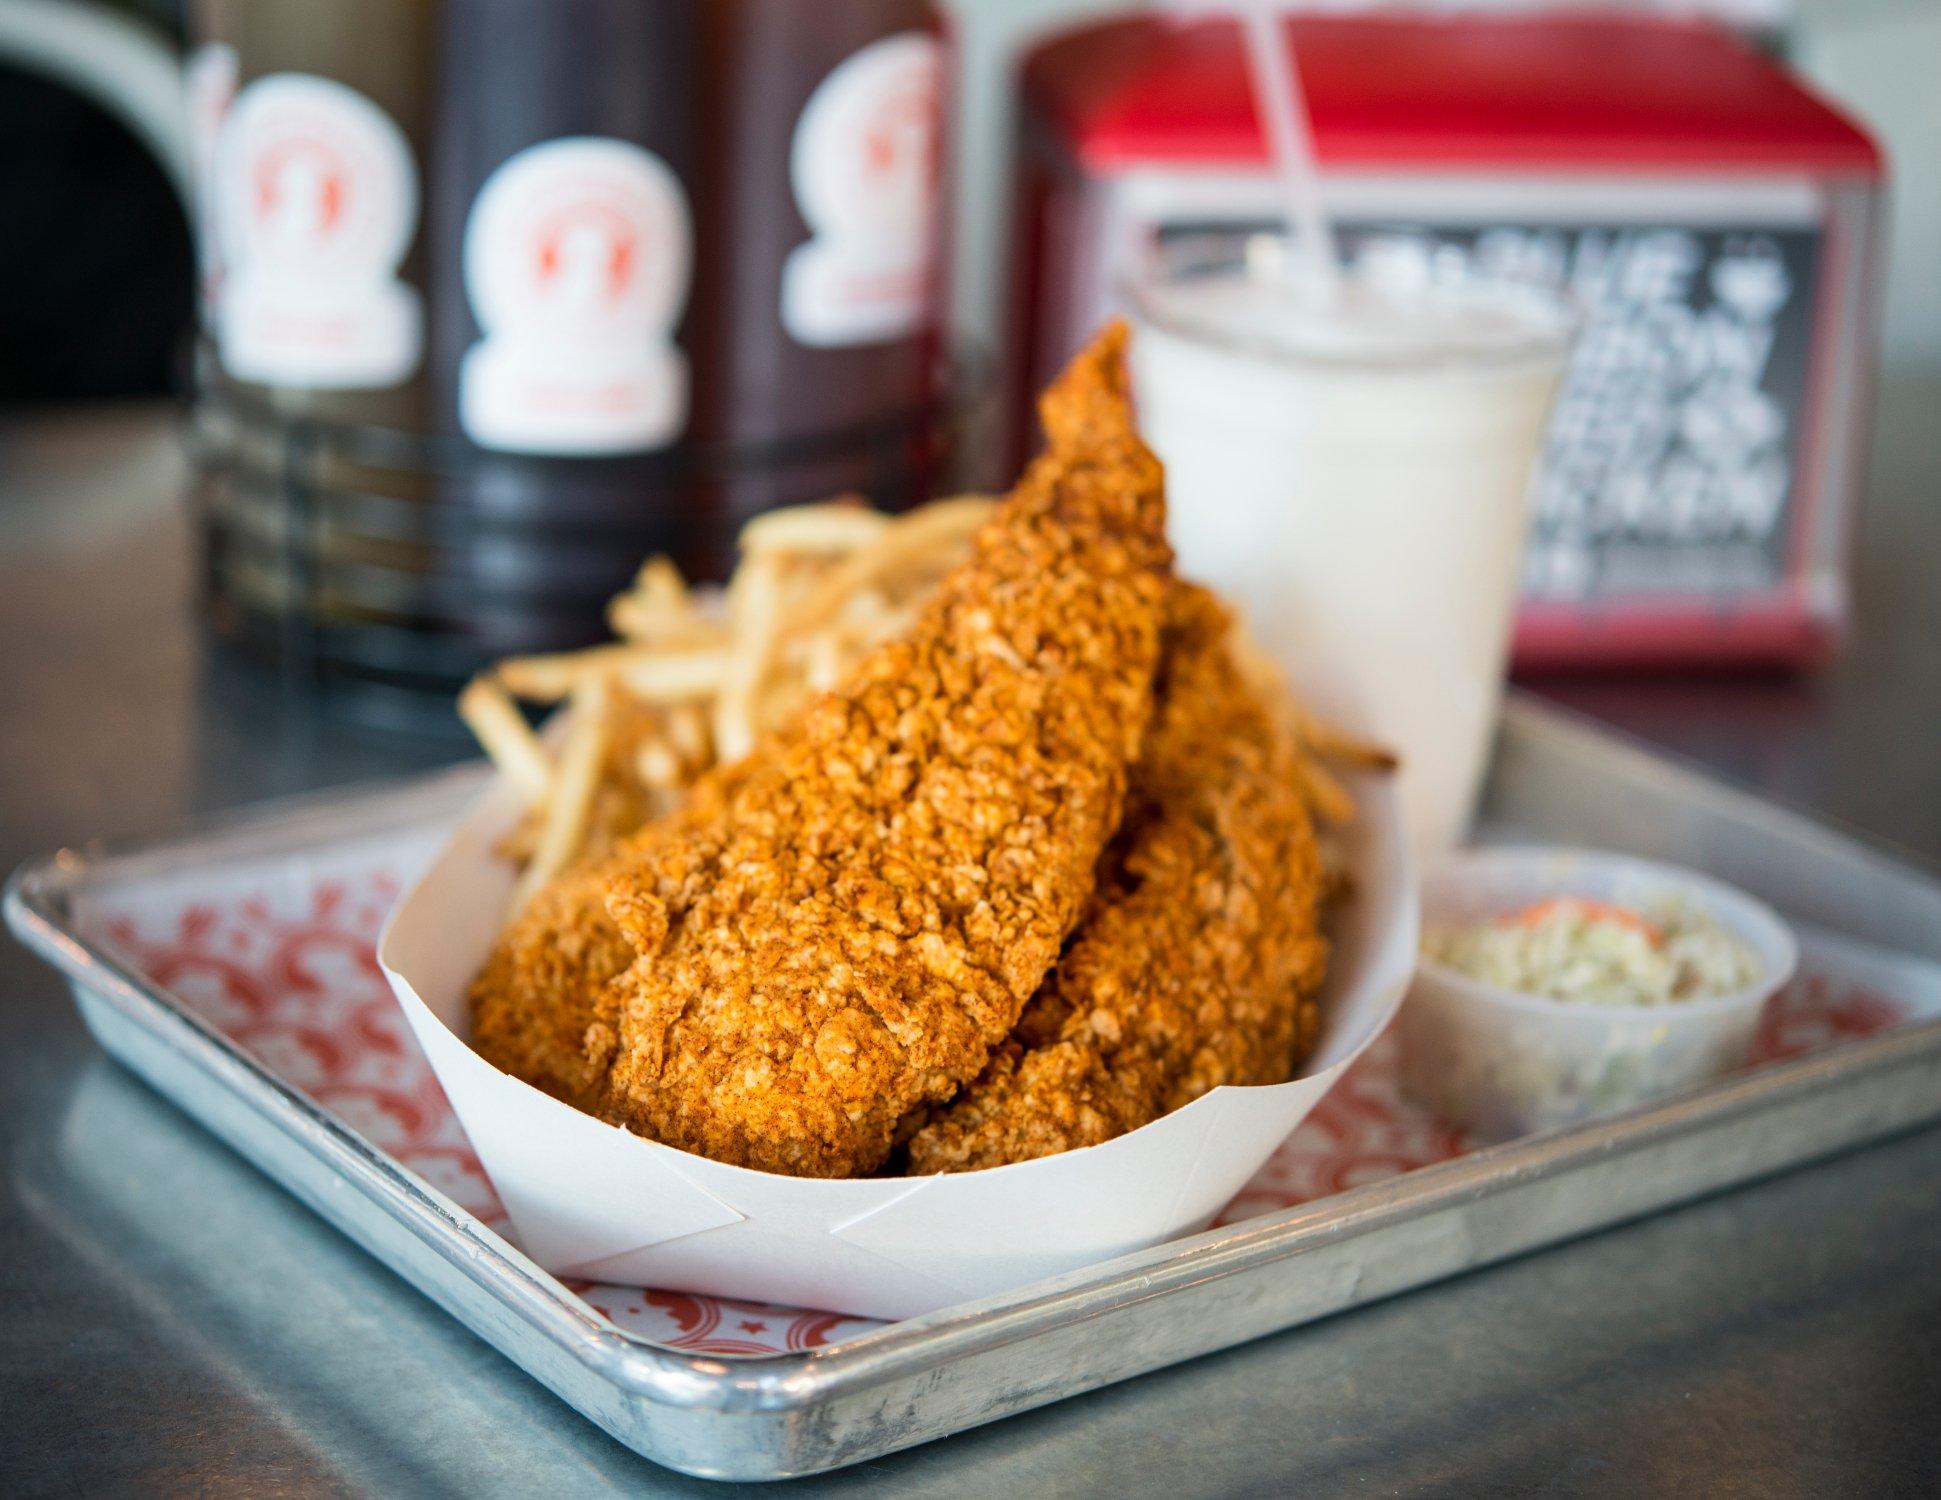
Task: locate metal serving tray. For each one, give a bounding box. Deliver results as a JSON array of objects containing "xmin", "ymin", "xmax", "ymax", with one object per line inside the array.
[{"xmin": 10, "ymin": 698, "xmax": 1941, "ymax": 1481}]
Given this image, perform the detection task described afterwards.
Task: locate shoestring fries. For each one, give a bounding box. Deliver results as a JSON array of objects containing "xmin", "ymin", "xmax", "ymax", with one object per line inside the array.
[
  {"xmin": 507, "ymin": 673, "xmax": 611, "ymax": 915},
  {"xmin": 456, "ymin": 676, "xmax": 553, "ymax": 810},
  {"xmin": 462, "ymin": 495, "xmax": 994, "ymax": 906},
  {"xmin": 460, "ymin": 493, "xmax": 1390, "ymax": 910},
  {"xmin": 1228, "ymin": 619, "xmax": 1399, "ymax": 832}
]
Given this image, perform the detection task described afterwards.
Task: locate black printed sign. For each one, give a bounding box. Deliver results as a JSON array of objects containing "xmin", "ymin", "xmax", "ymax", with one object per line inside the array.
[
  {"xmin": 1158, "ymin": 219, "xmax": 1822, "ymax": 605},
  {"xmin": 1377, "ymin": 223, "xmax": 1819, "ymax": 604}
]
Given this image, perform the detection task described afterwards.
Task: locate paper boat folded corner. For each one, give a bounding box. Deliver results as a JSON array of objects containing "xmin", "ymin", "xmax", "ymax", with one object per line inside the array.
[{"xmin": 379, "ymin": 769, "xmax": 1417, "ymax": 1323}]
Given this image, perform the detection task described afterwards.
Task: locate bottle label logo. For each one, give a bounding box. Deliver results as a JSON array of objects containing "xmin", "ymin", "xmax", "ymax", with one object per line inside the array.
[
  {"xmin": 460, "ymin": 137, "xmax": 691, "ymax": 453},
  {"xmin": 213, "ymin": 73, "xmax": 423, "ymax": 389},
  {"xmin": 783, "ymin": 32, "xmax": 942, "ymax": 348}
]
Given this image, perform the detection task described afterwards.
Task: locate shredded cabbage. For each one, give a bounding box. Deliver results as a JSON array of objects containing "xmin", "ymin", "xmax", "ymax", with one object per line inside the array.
[{"xmin": 1424, "ymin": 896, "xmax": 1761, "ymax": 1005}]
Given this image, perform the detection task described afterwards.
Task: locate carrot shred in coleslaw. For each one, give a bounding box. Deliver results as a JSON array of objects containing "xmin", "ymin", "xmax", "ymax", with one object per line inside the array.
[
  {"xmin": 1426, "ymin": 894, "xmax": 1760, "ymax": 1006},
  {"xmin": 1500, "ymin": 898, "xmax": 1663, "ymax": 946}
]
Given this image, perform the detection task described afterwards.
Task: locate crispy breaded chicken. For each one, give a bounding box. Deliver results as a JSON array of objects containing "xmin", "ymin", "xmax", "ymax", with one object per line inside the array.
[
  {"xmin": 903, "ymin": 584, "xmax": 1330, "ymax": 1174},
  {"xmin": 469, "ymin": 762, "xmax": 751, "ymax": 1110},
  {"xmin": 475, "ymin": 324, "xmax": 1174, "ymax": 1176},
  {"xmin": 469, "ymin": 855, "xmax": 632, "ymax": 1108}
]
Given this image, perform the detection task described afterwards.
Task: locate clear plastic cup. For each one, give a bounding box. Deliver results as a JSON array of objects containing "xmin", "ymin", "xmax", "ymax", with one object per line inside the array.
[
  {"xmin": 1399, "ymin": 846, "xmax": 1799, "ymax": 1142},
  {"xmin": 1125, "ymin": 233, "xmax": 1574, "ymax": 858}
]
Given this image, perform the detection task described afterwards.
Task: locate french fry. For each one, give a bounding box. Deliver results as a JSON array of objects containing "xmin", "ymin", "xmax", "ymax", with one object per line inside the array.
[
  {"xmin": 495, "ymin": 642, "xmax": 641, "ymax": 700},
  {"xmin": 1294, "ymin": 708, "xmax": 1400, "ymax": 771},
  {"xmin": 739, "ymin": 499, "xmax": 889, "ymax": 557},
  {"xmin": 498, "ymin": 643, "xmax": 730, "ymax": 702},
  {"xmin": 1227, "ymin": 620, "xmax": 1398, "ymax": 768},
  {"xmin": 635, "ymin": 553, "xmax": 690, "ymax": 606},
  {"xmin": 609, "ymin": 593, "xmax": 715, "ymax": 647},
  {"xmin": 464, "ymin": 488, "xmax": 1382, "ymax": 899},
  {"xmin": 805, "ymin": 631, "xmax": 845, "ymax": 692},
  {"xmin": 458, "ymin": 676, "xmax": 554, "ymax": 808},
  {"xmin": 1291, "ymin": 755, "xmax": 1358, "ymax": 825},
  {"xmin": 666, "ymin": 702, "xmax": 710, "ymax": 769},
  {"xmin": 837, "ymin": 587, "xmax": 895, "ymax": 631},
  {"xmin": 713, "ymin": 552, "xmax": 786, "ymax": 764},
  {"xmin": 635, "ymin": 737, "xmax": 683, "ymax": 790},
  {"xmin": 509, "ymin": 675, "xmax": 611, "ymax": 914},
  {"xmin": 610, "ymin": 648, "xmax": 735, "ymax": 702},
  {"xmin": 607, "ymin": 555, "xmax": 706, "ymax": 643},
  {"xmin": 784, "ymin": 496, "xmax": 995, "ymax": 636}
]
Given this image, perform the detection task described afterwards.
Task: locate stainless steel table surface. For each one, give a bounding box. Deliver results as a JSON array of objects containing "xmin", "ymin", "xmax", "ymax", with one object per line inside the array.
[{"xmin": 3, "ymin": 379, "xmax": 1938, "ymax": 1497}]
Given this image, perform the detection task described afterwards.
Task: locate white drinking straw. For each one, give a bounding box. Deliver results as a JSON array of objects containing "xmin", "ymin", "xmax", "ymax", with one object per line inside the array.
[{"xmin": 1239, "ymin": 4, "xmax": 1341, "ymax": 291}]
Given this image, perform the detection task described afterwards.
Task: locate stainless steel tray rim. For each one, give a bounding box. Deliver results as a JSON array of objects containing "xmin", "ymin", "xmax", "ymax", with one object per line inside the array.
[
  {"xmin": 15, "ymin": 826, "xmax": 1941, "ymax": 1420},
  {"xmin": 4, "ymin": 850, "xmax": 700, "ymax": 1390},
  {"xmin": 784, "ymin": 1014, "xmax": 1941, "ymax": 1384},
  {"xmin": 12, "ymin": 699, "xmax": 1941, "ymax": 1474}
]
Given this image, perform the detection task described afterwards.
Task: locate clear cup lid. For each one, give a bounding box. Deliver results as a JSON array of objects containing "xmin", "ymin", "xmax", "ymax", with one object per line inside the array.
[{"xmin": 1122, "ymin": 230, "xmax": 1579, "ymax": 374}]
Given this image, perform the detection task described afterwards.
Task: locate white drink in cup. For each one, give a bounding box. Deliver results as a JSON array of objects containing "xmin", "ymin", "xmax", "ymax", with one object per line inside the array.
[{"xmin": 1127, "ymin": 234, "xmax": 1573, "ymax": 857}]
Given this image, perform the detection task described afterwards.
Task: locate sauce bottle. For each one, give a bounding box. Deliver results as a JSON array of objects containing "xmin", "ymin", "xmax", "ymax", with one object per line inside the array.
[
  {"xmin": 689, "ymin": 0, "xmax": 948, "ymax": 560},
  {"xmin": 429, "ymin": 0, "xmax": 704, "ymax": 643},
  {"xmin": 191, "ymin": 0, "xmax": 442, "ymax": 433}
]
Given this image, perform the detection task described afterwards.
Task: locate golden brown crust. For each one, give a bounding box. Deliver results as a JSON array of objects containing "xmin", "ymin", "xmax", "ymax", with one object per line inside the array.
[
  {"xmin": 902, "ymin": 583, "xmax": 1330, "ymax": 1174},
  {"xmin": 467, "ymin": 761, "xmax": 751, "ymax": 1108},
  {"xmin": 566, "ymin": 323, "xmax": 1172, "ymax": 1176},
  {"xmin": 468, "ymin": 855, "xmax": 630, "ymax": 1108},
  {"xmin": 467, "ymin": 324, "xmax": 1339, "ymax": 1182}
]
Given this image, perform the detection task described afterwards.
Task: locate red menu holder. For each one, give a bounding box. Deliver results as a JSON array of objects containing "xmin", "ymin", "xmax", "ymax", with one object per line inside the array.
[{"xmin": 1008, "ymin": 13, "xmax": 1885, "ymax": 670}]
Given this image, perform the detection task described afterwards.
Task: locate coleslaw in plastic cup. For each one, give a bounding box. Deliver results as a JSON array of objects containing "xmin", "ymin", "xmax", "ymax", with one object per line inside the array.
[{"xmin": 1400, "ymin": 847, "xmax": 1798, "ymax": 1141}]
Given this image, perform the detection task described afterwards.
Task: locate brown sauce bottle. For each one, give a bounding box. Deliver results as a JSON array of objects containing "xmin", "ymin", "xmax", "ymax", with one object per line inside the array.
[
  {"xmin": 688, "ymin": 0, "xmax": 948, "ymax": 559},
  {"xmin": 190, "ymin": 0, "xmax": 442, "ymax": 434},
  {"xmin": 427, "ymin": 0, "xmax": 704, "ymax": 646}
]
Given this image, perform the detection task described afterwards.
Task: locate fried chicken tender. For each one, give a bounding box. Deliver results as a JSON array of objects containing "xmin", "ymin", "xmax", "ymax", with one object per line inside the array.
[
  {"xmin": 468, "ymin": 762, "xmax": 751, "ymax": 1109},
  {"xmin": 474, "ymin": 323, "xmax": 1173, "ymax": 1175},
  {"xmin": 903, "ymin": 583, "xmax": 1330, "ymax": 1174},
  {"xmin": 469, "ymin": 857, "xmax": 632, "ymax": 1107}
]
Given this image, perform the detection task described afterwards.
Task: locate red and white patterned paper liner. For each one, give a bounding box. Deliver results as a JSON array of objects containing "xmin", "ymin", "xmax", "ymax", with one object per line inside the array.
[{"xmin": 84, "ymin": 846, "xmax": 1926, "ymax": 1356}]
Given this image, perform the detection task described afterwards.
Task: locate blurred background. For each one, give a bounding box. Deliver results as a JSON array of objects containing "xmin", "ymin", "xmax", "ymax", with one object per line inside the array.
[
  {"xmin": 8, "ymin": 1, "xmax": 1937, "ymax": 388},
  {"xmin": 0, "ymin": 0, "xmax": 1933, "ymax": 780}
]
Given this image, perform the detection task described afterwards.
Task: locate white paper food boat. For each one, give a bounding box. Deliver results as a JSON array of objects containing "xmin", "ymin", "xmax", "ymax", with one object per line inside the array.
[{"xmin": 380, "ymin": 762, "xmax": 1416, "ymax": 1321}]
